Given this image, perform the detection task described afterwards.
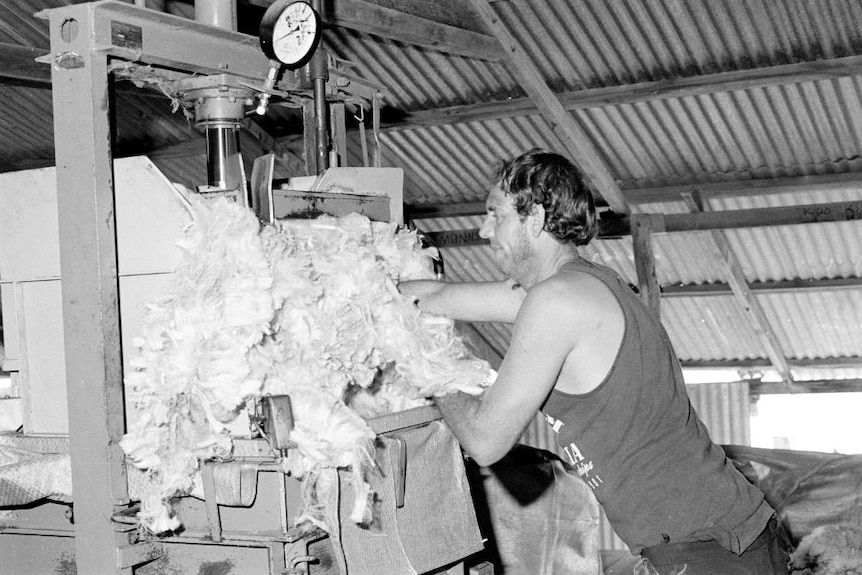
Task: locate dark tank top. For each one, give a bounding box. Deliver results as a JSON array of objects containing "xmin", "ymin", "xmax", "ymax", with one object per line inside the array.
[{"xmin": 541, "ymin": 259, "xmax": 773, "ymax": 554}]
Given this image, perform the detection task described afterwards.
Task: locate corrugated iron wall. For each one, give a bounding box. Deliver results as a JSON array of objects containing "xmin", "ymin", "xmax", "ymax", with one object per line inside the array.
[
  {"xmin": 518, "ymin": 380, "xmax": 752, "ymax": 551},
  {"xmin": 687, "ymin": 381, "xmax": 753, "ymax": 446}
]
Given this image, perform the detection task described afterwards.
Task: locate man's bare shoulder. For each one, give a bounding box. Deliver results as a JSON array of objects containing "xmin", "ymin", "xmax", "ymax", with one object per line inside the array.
[{"xmin": 528, "ymin": 268, "xmax": 620, "ymax": 315}]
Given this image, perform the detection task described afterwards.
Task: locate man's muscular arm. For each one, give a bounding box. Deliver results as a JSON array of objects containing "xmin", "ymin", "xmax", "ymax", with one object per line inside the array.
[
  {"xmin": 397, "ymin": 279, "xmax": 525, "ymax": 323},
  {"xmin": 433, "ymin": 280, "xmax": 580, "ymax": 466}
]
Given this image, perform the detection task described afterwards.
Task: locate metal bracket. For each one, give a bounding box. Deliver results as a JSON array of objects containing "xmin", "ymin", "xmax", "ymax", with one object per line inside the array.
[
  {"xmin": 116, "ymin": 541, "xmax": 164, "ymax": 570},
  {"xmin": 393, "ymin": 435, "xmax": 407, "ymax": 508},
  {"xmin": 201, "ymin": 462, "xmax": 223, "ymax": 542},
  {"xmin": 260, "ymin": 394, "xmax": 296, "ymax": 454}
]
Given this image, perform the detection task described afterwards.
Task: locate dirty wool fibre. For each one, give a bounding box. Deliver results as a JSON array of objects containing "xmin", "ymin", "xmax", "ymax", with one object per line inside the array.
[{"xmin": 121, "ymin": 196, "xmax": 493, "ymax": 533}]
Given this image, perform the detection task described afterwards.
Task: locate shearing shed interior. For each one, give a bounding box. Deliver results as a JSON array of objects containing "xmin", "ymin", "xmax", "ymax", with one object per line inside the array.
[{"xmin": 1, "ymin": 0, "xmax": 862, "ymax": 573}]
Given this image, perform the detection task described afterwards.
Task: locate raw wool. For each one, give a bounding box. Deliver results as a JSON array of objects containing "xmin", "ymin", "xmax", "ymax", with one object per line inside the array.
[
  {"xmin": 789, "ymin": 525, "xmax": 862, "ymax": 574},
  {"xmin": 110, "ymin": 62, "xmax": 193, "ymax": 119},
  {"xmin": 121, "ymin": 195, "xmax": 275, "ymax": 533},
  {"xmin": 122, "ymin": 197, "xmax": 494, "ymax": 534},
  {"xmin": 255, "ymin": 213, "xmax": 493, "ymax": 527}
]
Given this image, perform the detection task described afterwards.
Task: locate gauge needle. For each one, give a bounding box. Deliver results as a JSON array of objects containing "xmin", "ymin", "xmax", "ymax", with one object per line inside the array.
[{"xmin": 276, "ymin": 26, "xmax": 300, "ymax": 42}]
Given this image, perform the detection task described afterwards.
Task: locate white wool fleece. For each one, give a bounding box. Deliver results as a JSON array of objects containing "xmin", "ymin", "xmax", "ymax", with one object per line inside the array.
[{"xmin": 121, "ymin": 196, "xmax": 494, "ymax": 534}]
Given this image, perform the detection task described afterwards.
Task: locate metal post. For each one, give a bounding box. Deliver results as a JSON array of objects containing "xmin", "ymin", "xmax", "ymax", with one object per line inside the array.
[
  {"xmin": 43, "ymin": 3, "xmax": 129, "ymax": 573},
  {"xmin": 205, "ymin": 125, "xmax": 241, "ymax": 188},
  {"xmin": 309, "ymin": 0, "xmax": 329, "ymax": 173},
  {"xmin": 195, "ymin": 0, "xmax": 236, "ymax": 30},
  {"xmin": 313, "ymin": 74, "xmax": 329, "ymax": 172}
]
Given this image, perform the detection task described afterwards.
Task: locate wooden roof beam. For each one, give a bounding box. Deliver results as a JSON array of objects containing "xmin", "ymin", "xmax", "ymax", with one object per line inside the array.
[
  {"xmin": 389, "ymin": 53, "xmax": 862, "ymax": 131},
  {"xmin": 0, "ymin": 42, "xmax": 49, "ymax": 84},
  {"xmin": 750, "ymin": 379, "xmax": 862, "ymax": 395},
  {"xmin": 405, "ymin": 170, "xmax": 862, "ymax": 219},
  {"xmin": 467, "ymin": 0, "xmax": 630, "ymax": 214},
  {"xmin": 661, "ymin": 277, "xmax": 862, "ymax": 297},
  {"xmin": 683, "ymin": 356, "xmax": 862, "ymax": 370},
  {"xmin": 417, "ymin": 199, "xmax": 862, "ymax": 247},
  {"xmin": 627, "ymin": 172, "xmax": 862, "ymax": 205}
]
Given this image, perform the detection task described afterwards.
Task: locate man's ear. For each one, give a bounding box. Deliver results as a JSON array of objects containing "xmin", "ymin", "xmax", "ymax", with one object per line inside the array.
[{"xmin": 528, "ymin": 204, "xmax": 545, "ymax": 236}]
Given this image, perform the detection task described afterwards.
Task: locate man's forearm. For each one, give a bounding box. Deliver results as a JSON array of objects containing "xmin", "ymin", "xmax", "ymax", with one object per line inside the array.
[
  {"xmin": 397, "ymin": 280, "xmax": 523, "ymax": 322},
  {"xmin": 435, "ymin": 391, "xmax": 513, "ymax": 466}
]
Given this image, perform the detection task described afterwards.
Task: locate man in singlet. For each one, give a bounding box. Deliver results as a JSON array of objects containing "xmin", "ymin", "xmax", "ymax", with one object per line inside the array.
[{"xmin": 398, "ymin": 149, "xmax": 791, "ymax": 573}]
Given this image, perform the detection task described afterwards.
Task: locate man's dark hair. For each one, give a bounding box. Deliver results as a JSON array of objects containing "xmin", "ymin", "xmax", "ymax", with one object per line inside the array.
[{"xmin": 496, "ymin": 149, "xmax": 598, "ymax": 246}]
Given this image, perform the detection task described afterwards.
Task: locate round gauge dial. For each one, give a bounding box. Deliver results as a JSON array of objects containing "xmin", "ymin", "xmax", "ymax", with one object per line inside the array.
[{"xmin": 259, "ymin": 0, "xmax": 322, "ymax": 69}]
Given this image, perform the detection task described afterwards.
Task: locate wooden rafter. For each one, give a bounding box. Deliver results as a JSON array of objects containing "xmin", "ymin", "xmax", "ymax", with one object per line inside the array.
[
  {"xmin": 682, "ymin": 193, "xmax": 794, "ymax": 386},
  {"xmin": 467, "ymin": 0, "xmax": 630, "ymax": 214}
]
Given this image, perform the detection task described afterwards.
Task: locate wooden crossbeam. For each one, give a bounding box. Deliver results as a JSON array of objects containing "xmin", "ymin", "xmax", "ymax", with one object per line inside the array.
[
  {"xmin": 405, "ymin": 173, "xmax": 862, "ymax": 218},
  {"xmin": 245, "ymin": 0, "xmax": 502, "ymax": 61},
  {"xmin": 682, "ymin": 193, "xmax": 794, "ymax": 386},
  {"xmin": 389, "ymin": 53, "xmax": 862, "ymax": 131},
  {"xmin": 661, "ymin": 201, "xmax": 862, "ymax": 233},
  {"xmin": 750, "ymin": 379, "xmax": 862, "ymax": 395},
  {"xmin": 418, "ymin": 199, "xmax": 862, "ymax": 247},
  {"xmin": 627, "ymin": 172, "xmax": 862, "ymax": 205},
  {"xmin": 661, "ymin": 277, "xmax": 862, "ymax": 297},
  {"xmin": 0, "ymin": 42, "xmax": 48, "ymax": 84},
  {"xmin": 683, "ymin": 356, "xmax": 862, "ymax": 370}
]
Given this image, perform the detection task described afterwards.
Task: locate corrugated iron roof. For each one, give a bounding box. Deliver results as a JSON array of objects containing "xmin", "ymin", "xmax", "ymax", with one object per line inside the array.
[{"xmin": 1, "ymin": 0, "xmax": 861, "ymax": 384}]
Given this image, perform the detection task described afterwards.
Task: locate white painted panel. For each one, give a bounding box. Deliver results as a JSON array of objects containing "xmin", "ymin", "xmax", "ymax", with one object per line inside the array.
[
  {"xmin": 0, "ymin": 166, "xmax": 61, "ymax": 281},
  {"xmin": 0, "ymin": 156, "xmax": 191, "ymax": 281},
  {"xmin": 113, "ymin": 157, "xmax": 192, "ymax": 277},
  {"xmin": 19, "ymin": 280, "xmax": 66, "ymax": 434}
]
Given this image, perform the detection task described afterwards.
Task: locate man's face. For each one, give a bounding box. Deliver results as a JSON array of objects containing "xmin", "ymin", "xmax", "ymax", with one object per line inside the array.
[{"xmin": 479, "ymin": 185, "xmax": 533, "ymax": 279}]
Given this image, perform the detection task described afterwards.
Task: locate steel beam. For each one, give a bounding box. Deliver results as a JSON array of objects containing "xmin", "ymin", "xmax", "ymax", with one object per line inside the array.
[
  {"xmin": 32, "ymin": 3, "xmax": 312, "ymax": 571},
  {"xmin": 39, "ymin": 0, "xmax": 274, "ymax": 82},
  {"xmin": 40, "ymin": 3, "xmax": 129, "ymax": 573}
]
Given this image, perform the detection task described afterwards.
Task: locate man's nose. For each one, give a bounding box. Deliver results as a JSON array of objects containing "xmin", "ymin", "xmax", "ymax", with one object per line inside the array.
[{"xmin": 479, "ymin": 217, "xmax": 493, "ymax": 239}]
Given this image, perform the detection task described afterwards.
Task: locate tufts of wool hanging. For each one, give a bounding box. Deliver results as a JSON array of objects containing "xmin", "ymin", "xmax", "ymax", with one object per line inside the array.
[
  {"xmin": 122, "ymin": 196, "xmax": 493, "ymax": 534},
  {"xmin": 121, "ymin": 195, "xmax": 275, "ymax": 533},
  {"xmin": 789, "ymin": 525, "xmax": 862, "ymax": 574}
]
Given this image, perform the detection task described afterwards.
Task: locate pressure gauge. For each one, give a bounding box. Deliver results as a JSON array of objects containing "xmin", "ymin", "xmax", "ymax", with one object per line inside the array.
[{"xmin": 259, "ymin": 0, "xmax": 322, "ymax": 69}]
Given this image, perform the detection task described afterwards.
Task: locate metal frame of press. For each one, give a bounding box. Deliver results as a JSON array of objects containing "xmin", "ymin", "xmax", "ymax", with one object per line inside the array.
[{"xmin": 30, "ymin": 2, "xmax": 381, "ymax": 573}]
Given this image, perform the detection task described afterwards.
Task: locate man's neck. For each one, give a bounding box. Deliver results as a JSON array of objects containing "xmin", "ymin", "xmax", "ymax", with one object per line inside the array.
[{"xmin": 518, "ymin": 243, "xmax": 582, "ymax": 290}]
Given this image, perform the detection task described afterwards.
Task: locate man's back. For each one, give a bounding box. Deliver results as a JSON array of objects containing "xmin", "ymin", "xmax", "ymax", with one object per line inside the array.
[{"xmin": 542, "ymin": 258, "xmax": 774, "ymax": 555}]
